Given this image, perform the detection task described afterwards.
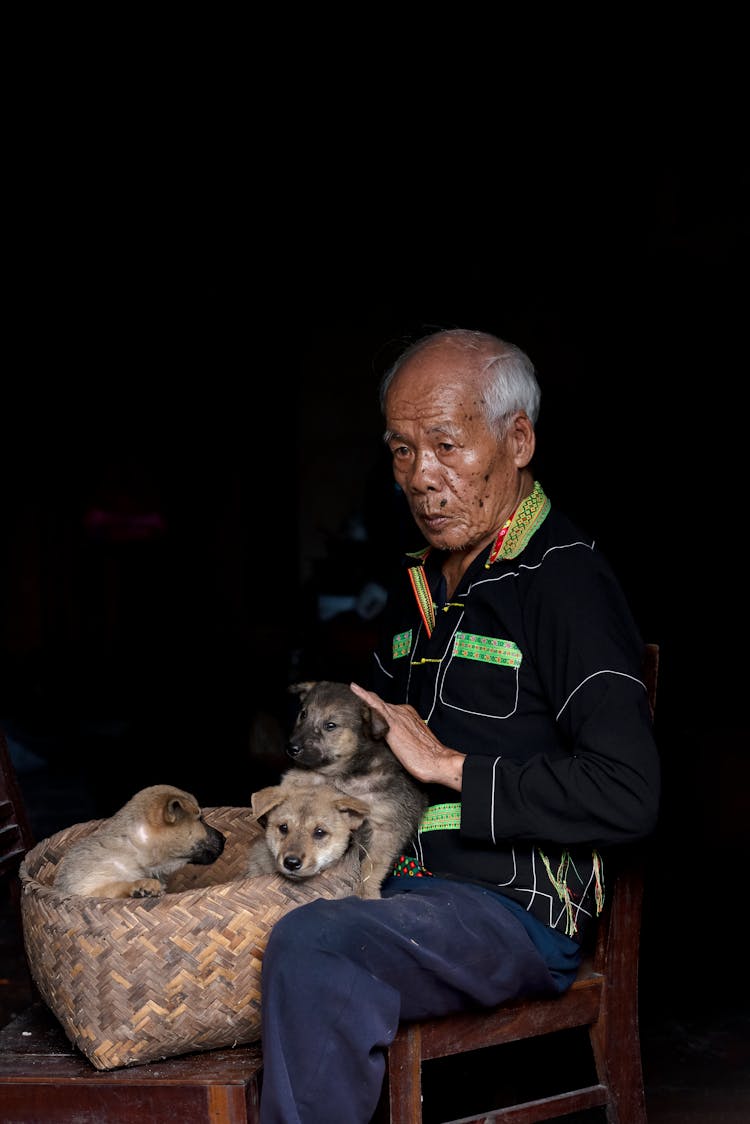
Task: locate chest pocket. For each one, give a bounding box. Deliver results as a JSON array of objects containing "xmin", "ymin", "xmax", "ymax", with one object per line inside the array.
[{"xmin": 440, "ymin": 632, "xmax": 522, "ymax": 719}]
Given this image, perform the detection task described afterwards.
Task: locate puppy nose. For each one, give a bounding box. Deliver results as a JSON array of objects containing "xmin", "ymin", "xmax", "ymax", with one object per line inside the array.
[
  {"xmin": 287, "ymin": 742, "xmax": 302, "ymax": 758},
  {"xmin": 284, "ymin": 856, "xmax": 302, "ymax": 871}
]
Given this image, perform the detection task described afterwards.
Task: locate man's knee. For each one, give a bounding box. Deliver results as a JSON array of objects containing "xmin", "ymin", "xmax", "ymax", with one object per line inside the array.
[{"xmin": 263, "ymin": 897, "xmax": 365, "ymax": 977}]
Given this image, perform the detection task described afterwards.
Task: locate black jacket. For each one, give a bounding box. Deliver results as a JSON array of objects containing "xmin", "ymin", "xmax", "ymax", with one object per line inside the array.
[{"xmin": 371, "ymin": 481, "xmax": 660, "ymax": 942}]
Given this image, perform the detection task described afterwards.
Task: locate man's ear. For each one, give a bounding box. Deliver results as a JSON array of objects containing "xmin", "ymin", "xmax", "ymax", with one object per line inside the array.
[{"xmin": 510, "ymin": 412, "xmax": 536, "ymax": 468}]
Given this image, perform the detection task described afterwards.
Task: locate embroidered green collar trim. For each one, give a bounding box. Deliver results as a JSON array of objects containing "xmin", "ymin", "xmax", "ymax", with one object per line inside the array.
[
  {"xmin": 491, "ymin": 480, "xmax": 550, "ymax": 562},
  {"xmin": 404, "ymin": 482, "xmax": 550, "ymax": 634}
]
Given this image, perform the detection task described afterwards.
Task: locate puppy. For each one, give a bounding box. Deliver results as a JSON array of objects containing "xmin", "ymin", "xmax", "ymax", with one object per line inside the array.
[
  {"xmin": 246, "ymin": 781, "xmax": 370, "ymax": 892},
  {"xmin": 54, "ymin": 784, "xmax": 226, "ymax": 898},
  {"xmin": 283, "ymin": 681, "xmax": 428, "ymax": 898}
]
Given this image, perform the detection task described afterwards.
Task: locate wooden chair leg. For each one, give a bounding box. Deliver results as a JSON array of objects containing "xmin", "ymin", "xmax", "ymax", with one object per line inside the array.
[
  {"xmin": 380, "ymin": 1024, "xmax": 423, "ymax": 1124},
  {"xmin": 589, "ymin": 1018, "xmax": 647, "ymax": 1124},
  {"xmin": 589, "ymin": 869, "xmax": 647, "ymax": 1124}
]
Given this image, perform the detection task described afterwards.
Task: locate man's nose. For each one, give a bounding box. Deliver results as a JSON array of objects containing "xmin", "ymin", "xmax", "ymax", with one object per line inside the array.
[{"xmin": 407, "ymin": 450, "xmax": 441, "ymax": 491}]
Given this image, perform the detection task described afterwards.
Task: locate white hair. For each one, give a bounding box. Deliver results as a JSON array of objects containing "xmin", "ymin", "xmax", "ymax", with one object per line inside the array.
[{"xmin": 379, "ymin": 328, "xmax": 541, "ymax": 435}]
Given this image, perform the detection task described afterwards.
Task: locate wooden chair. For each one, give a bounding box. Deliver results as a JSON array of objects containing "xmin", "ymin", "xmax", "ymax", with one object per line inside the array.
[
  {"xmin": 0, "ymin": 728, "xmax": 264, "ymax": 1124},
  {"xmin": 375, "ymin": 642, "xmax": 659, "ymax": 1124}
]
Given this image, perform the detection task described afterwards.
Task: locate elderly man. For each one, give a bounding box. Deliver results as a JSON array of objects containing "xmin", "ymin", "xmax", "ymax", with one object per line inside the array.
[{"xmin": 258, "ymin": 328, "xmax": 660, "ymax": 1124}]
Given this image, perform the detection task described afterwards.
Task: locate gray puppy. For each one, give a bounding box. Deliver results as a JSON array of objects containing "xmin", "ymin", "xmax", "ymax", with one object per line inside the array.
[{"xmin": 283, "ymin": 681, "xmax": 428, "ymax": 898}]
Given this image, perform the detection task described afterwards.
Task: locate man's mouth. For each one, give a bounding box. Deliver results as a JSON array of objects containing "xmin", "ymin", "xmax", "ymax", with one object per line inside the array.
[{"xmin": 418, "ymin": 511, "xmax": 450, "ymax": 527}]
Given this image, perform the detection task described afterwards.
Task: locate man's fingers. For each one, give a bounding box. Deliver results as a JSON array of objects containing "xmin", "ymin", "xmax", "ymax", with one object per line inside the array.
[{"xmin": 351, "ymin": 681, "xmax": 379, "ymax": 706}]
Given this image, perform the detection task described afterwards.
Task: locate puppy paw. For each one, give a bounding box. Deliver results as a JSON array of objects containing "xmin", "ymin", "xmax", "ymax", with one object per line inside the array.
[{"xmin": 130, "ymin": 879, "xmax": 164, "ymax": 898}]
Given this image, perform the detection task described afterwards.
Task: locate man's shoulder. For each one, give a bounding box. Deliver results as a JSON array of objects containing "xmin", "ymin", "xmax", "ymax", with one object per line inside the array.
[
  {"xmin": 508, "ymin": 503, "xmax": 630, "ymax": 613},
  {"xmin": 511, "ymin": 503, "xmax": 632, "ymax": 623},
  {"xmin": 517, "ymin": 502, "xmax": 597, "ymax": 567}
]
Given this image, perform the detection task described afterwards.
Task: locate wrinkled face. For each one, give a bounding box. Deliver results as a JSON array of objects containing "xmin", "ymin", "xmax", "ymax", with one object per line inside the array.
[{"xmin": 384, "ymin": 341, "xmax": 533, "ymax": 554}]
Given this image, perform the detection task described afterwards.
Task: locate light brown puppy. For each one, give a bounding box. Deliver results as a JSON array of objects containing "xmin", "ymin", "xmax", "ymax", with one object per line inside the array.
[
  {"xmin": 246, "ymin": 781, "xmax": 371, "ymax": 892},
  {"xmin": 53, "ymin": 784, "xmax": 226, "ymax": 898},
  {"xmin": 283, "ymin": 681, "xmax": 429, "ymax": 898}
]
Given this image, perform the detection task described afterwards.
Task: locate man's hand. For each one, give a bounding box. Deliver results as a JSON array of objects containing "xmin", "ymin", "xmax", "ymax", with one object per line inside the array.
[{"xmin": 350, "ymin": 683, "xmax": 466, "ymax": 791}]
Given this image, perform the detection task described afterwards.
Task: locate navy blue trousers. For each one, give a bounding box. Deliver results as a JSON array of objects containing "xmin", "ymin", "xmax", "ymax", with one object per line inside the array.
[{"xmin": 259, "ymin": 876, "xmax": 582, "ymax": 1124}]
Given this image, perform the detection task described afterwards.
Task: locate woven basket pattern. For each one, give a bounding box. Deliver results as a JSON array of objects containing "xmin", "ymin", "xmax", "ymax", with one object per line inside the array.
[{"xmin": 19, "ymin": 806, "xmax": 359, "ymax": 1070}]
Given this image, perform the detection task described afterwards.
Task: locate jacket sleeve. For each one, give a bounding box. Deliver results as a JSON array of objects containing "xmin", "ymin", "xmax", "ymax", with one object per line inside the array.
[{"xmin": 460, "ymin": 544, "xmax": 661, "ymax": 848}]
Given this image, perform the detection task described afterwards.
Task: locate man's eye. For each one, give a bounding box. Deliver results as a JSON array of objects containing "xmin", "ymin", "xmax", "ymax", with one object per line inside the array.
[
  {"xmin": 438, "ymin": 442, "xmax": 456, "ymax": 453},
  {"xmin": 392, "ymin": 445, "xmax": 410, "ymax": 458}
]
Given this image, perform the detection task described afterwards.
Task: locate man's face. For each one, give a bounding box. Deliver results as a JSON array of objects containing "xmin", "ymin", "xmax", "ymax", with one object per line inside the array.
[{"xmin": 384, "ymin": 344, "xmax": 529, "ymax": 554}]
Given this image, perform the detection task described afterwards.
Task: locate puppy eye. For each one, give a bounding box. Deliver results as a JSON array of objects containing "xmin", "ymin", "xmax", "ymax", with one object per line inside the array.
[
  {"xmin": 299, "ymin": 708, "xmax": 307, "ymax": 720},
  {"xmin": 324, "ymin": 721, "xmax": 337, "ymax": 731},
  {"xmin": 313, "ymin": 828, "xmax": 328, "ymax": 839},
  {"xmin": 278, "ymin": 823, "xmax": 289, "ymax": 835}
]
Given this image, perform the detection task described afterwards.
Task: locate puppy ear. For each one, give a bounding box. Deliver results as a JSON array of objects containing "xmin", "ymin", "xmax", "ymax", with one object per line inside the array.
[
  {"xmin": 288, "ymin": 680, "xmax": 317, "ymax": 698},
  {"xmin": 334, "ymin": 794, "xmax": 370, "ymax": 827},
  {"xmin": 251, "ymin": 786, "xmax": 285, "ymax": 821},
  {"xmin": 363, "ymin": 705, "xmax": 390, "ymax": 741},
  {"xmin": 163, "ymin": 793, "xmax": 198, "ymax": 824}
]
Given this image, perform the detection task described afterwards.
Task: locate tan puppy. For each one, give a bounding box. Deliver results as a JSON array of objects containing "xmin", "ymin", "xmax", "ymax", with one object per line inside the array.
[
  {"xmin": 54, "ymin": 784, "xmax": 226, "ymax": 898},
  {"xmin": 246, "ymin": 781, "xmax": 370, "ymax": 892},
  {"xmin": 284, "ymin": 681, "xmax": 428, "ymax": 898}
]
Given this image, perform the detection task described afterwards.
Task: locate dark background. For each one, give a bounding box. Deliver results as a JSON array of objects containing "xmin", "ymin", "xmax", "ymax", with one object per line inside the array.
[
  {"xmin": 0, "ymin": 20, "xmax": 747, "ymax": 1115},
  {"xmin": 2, "ymin": 134, "xmax": 748, "ymax": 1097},
  {"xmin": 3, "ymin": 152, "xmax": 746, "ymax": 799}
]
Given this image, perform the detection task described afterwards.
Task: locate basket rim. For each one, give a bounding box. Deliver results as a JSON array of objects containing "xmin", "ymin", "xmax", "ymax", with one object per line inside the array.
[{"xmin": 19, "ymin": 804, "xmax": 358, "ymax": 909}]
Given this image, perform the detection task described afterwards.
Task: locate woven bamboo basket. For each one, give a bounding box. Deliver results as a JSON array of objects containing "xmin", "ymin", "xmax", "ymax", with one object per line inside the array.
[{"xmin": 19, "ymin": 806, "xmax": 360, "ymax": 1070}]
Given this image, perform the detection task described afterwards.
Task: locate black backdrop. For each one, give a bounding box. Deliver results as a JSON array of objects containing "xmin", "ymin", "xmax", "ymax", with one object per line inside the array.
[{"xmin": 2, "ymin": 155, "xmax": 747, "ymax": 1023}]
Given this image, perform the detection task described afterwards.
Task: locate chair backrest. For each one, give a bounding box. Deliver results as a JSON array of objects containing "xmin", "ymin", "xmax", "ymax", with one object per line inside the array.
[
  {"xmin": 643, "ymin": 640, "xmax": 659, "ymax": 719},
  {"xmin": 0, "ymin": 729, "xmax": 35, "ymax": 880},
  {"xmin": 0, "ymin": 727, "xmax": 39, "ymax": 978},
  {"xmin": 589, "ymin": 641, "xmax": 658, "ymax": 973}
]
